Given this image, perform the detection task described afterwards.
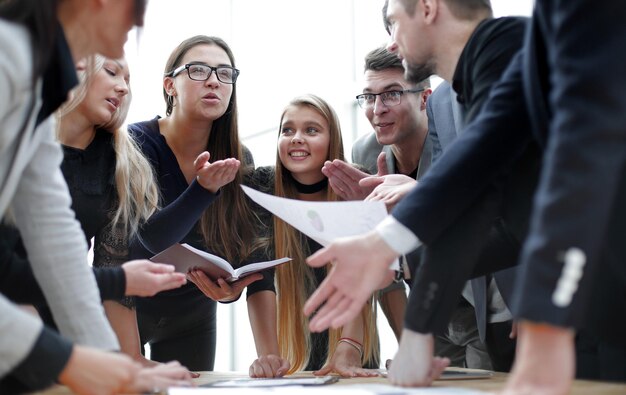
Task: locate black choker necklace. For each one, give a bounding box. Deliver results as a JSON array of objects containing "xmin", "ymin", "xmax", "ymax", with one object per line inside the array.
[{"xmin": 293, "ymin": 177, "xmax": 328, "ymax": 194}]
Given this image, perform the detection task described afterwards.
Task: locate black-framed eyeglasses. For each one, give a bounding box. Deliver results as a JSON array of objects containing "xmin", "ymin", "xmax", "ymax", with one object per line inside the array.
[
  {"xmin": 355, "ymin": 88, "xmax": 424, "ymax": 109},
  {"xmin": 167, "ymin": 63, "xmax": 240, "ymax": 84}
]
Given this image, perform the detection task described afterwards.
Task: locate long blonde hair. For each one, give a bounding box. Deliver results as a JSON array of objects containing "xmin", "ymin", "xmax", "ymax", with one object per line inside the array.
[
  {"xmin": 56, "ymin": 55, "xmax": 159, "ymax": 237},
  {"xmin": 274, "ymin": 94, "xmax": 379, "ymax": 372}
]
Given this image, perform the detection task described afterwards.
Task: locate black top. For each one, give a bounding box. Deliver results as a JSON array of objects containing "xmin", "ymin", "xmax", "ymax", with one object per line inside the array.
[
  {"xmin": 129, "ymin": 118, "xmax": 275, "ymax": 317},
  {"xmin": 251, "ymin": 166, "xmax": 379, "ymax": 370},
  {"xmin": 452, "ymin": 17, "xmax": 528, "ymax": 124},
  {"xmin": 250, "ymin": 167, "xmax": 328, "ymax": 370},
  {"xmin": 0, "ymin": 128, "xmax": 129, "ymax": 308}
]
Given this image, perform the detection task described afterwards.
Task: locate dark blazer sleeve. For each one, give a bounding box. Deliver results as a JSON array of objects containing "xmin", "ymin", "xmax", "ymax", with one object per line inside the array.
[
  {"xmin": 0, "ymin": 327, "xmax": 73, "ymax": 393},
  {"xmin": 512, "ymin": 0, "xmax": 626, "ymax": 328},
  {"xmin": 391, "ymin": 51, "xmax": 532, "ymax": 246}
]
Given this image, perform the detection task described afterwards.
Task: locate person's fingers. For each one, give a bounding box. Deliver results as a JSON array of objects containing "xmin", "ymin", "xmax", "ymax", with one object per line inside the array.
[
  {"xmin": 334, "ymin": 365, "xmax": 357, "ymax": 378},
  {"xmin": 158, "ymin": 273, "xmax": 187, "ymax": 291},
  {"xmin": 276, "ymin": 358, "xmax": 290, "ymax": 377},
  {"xmin": 142, "ymin": 261, "xmax": 176, "ymax": 273},
  {"xmin": 215, "ymin": 278, "xmax": 238, "ymax": 301},
  {"xmin": 189, "ymin": 270, "xmax": 221, "ymax": 299},
  {"xmin": 353, "ymin": 367, "xmax": 380, "ymax": 377},
  {"xmin": 376, "ymin": 151, "xmax": 389, "ymax": 176},
  {"xmin": 313, "ymin": 364, "xmax": 332, "ymax": 376},
  {"xmin": 309, "ymin": 292, "xmax": 353, "ymax": 332},
  {"xmin": 429, "ymin": 357, "xmax": 449, "ymax": 383},
  {"xmin": 266, "ymin": 357, "xmax": 284, "ymax": 377},
  {"xmin": 194, "ymin": 151, "xmax": 210, "ymax": 170},
  {"xmin": 330, "ymin": 298, "xmax": 366, "ymax": 329},
  {"xmin": 328, "ymin": 178, "xmax": 350, "ymax": 200},
  {"xmin": 257, "ymin": 360, "xmax": 273, "ymax": 378},
  {"xmin": 360, "ymin": 175, "xmax": 385, "ymax": 188},
  {"xmin": 306, "ymin": 246, "xmax": 333, "ymax": 268},
  {"xmin": 231, "ymin": 273, "xmax": 263, "ymax": 291},
  {"xmin": 303, "ymin": 269, "xmax": 338, "ymax": 314},
  {"xmin": 327, "ymin": 170, "xmax": 354, "ymax": 193}
]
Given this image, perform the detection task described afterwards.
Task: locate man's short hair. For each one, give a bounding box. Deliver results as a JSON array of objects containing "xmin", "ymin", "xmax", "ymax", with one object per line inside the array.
[
  {"xmin": 364, "ymin": 46, "xmax": 431, "ymax": 89},
  {"xmin": 444, "ymin": 0, "xmax": 492, "ymax": 20},
  {"xmin": 364, "ymin": 46, "xmax": 404, "ymax": 72},
  {"xmin": 398, "ymin": 0, "xmax": 492, "ymax": 20}
]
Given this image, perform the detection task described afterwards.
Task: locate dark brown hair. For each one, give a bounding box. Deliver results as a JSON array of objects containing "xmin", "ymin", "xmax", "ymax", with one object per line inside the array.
[{"xmin": 162, "ymin": 35, "xmax": 259, "ymax": 264}]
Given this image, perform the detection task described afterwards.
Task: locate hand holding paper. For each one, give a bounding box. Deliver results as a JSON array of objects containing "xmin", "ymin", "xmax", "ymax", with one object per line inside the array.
[{"xmin": 241, "ymin": 185, "xmax": 396, "ymax": 332}]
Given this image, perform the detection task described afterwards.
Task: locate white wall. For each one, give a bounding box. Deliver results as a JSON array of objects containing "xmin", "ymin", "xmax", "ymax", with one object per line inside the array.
[{"xmin": 127, "ymin": 0, "xmax": 534, "ymax": 371}]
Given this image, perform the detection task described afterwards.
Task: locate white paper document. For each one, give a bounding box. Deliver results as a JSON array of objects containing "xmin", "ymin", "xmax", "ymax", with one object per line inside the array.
[
  {"xmin": 241, "ymin": 185, "xmax": 388, "ymax": 246},
  {"xmin": 169, "ymin": 383, "xmax": 487, "ymax": 394}
]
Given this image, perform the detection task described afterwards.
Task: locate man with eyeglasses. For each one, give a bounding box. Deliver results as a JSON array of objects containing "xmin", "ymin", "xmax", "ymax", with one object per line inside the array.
[{"xmin": 325, "ymin": 46, "xmax": 494, "ymax": 371}]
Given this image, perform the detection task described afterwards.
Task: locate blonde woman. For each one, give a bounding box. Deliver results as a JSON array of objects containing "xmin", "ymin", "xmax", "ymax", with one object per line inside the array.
[
  {"xmin": 0, "ymin": 55, "xmax": 188, "ymax": 365},
  {"xmin": 249, "ymin": 94, "xmax": 380, "ymax": 378},
  {"xmin": 57, "ymin": 55, "xmax": 192, "ymax": 364}
]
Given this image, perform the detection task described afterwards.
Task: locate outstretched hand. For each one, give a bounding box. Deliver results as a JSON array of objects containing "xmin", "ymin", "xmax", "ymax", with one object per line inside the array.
[
  {"xmin": 194, "ymin": 151, "xmax": 240, "ymax": 193},
  {"xmin": 362, "ymin": 174, "xmax": 417, "ymax": 211},
  {"xmin": 303, "ymin": 231, "xmax": 397, "ymax": 332},
  {"xmin": 187, "ymin": 269, "xmax": 262, "ymax": 302},
  {"xmin": 322, "ymin": 152, "xmax": 389, "ymax": 201},
  {"xmin": 122, "ymin": 260, "xmax": 187, "ymax": 296}
]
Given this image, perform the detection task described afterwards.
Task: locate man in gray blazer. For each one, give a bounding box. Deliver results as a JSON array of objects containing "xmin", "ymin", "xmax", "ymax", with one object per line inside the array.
[{"xmin": 324, "ymin": 47, "xmax": 491, "ymax": 369}]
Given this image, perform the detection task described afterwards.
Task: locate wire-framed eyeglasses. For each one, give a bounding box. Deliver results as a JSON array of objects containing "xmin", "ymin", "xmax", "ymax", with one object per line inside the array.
[
  {"xmin": 355, "ymin": 88, "xmax": 424, "ymax": 109},
  {"xmin": 167, "ymin": 63, "xmax": 240, "ymax": 84}
]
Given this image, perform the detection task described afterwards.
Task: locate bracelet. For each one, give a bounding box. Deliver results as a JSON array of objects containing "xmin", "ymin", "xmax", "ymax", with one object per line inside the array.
[
  {"xmin": 337, "ymin": 338, "xmax": 363, "ymax": 359},
  {"xmin": 338, "ymin": 337, "xmax": 363, "ymax": 348}
]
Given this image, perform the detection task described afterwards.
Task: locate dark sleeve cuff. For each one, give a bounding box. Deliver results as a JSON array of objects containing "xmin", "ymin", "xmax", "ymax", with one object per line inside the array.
[
  {"xmin": 93, "ymin": 267, "xmax": 126, "ymax": 301},
  {"xmin": 6, "ymin": 327, "xmax": 73, "ymax": 392},
  {"xmin": 246, "ymin": 268, "xmax": 276, "ymax": 298}
]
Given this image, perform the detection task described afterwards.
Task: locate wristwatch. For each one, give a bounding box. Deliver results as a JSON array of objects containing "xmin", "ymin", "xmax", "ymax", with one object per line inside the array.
[{"xmin": 393, "ymin": 255, "xmax": 411, "ymax": 283}]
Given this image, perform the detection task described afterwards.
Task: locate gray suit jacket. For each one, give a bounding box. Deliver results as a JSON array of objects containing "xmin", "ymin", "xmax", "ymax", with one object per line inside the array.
[
  {"xmin": 351, "ymin": 81, "xmax": 461, "ymax": 294},
  {"xmin": 426, "ymin": 81, "xmax": 463, "ymax": 163},
  {"xmin": 0, "ymin": 20, "xmax": 119, "ymax": 378}
]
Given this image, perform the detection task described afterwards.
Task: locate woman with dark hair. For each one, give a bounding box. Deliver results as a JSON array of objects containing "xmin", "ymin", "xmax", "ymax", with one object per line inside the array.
[
  {"xmin": 129, "ymin": 35, "xmax": 278, "ymax": 371},
  {"xmin": 0, "ymin": 1, "xmax": 191, "ymax": 393}
]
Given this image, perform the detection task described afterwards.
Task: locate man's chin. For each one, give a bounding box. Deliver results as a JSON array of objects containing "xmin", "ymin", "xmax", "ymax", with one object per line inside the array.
[{"xmin": 405, "ymin": 63, "xmax": 435, "ymax": 85}]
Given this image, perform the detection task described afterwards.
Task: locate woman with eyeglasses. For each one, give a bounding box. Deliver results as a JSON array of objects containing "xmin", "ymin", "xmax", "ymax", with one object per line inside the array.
[
  {"xmin": 0, "ymin": 0, "xmax": 193, "ymax": 394},
  {"xmin": 128, "ymin": 35, "xmax": 278, "ymax": 371},
  {"xmin": 246, "ymin": 94, "xmax": 380, "ymax": 378}
]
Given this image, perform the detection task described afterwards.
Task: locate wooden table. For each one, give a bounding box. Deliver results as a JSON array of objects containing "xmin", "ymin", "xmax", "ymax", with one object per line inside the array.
[{"xmin": 36, "ymin": 368, "xmax": 626, "ymax": 394}]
